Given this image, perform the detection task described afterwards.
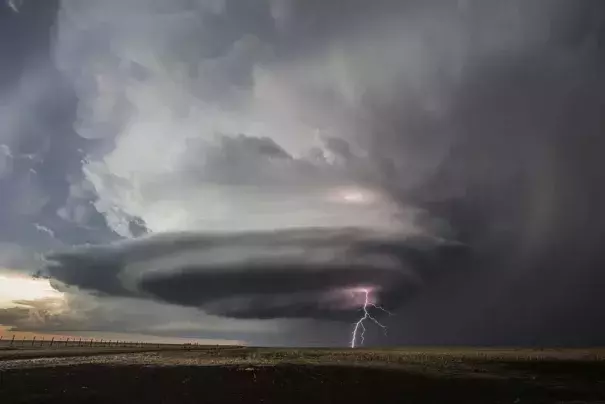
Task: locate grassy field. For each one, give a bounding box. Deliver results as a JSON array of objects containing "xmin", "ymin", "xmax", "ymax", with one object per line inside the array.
[
  {"xmin": 0, "ymin": 338, "xmax": 223, "ymax": 360},
  {"xmin": 1, "ymin": 346, "xmax": 604, "ymax": 403}
]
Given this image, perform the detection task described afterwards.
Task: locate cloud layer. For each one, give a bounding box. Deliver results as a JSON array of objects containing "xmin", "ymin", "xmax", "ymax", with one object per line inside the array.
[
  {"xmin": 1, "ymin": 0, "xmax": 605, "ymax": 346},
  {"xmin": 44, "ymin": 228, "xmax": 466, "ymax": 321}
]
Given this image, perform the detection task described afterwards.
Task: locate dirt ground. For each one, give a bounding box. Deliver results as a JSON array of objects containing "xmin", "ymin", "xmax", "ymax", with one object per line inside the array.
[{"xmin": 1, "ymin": 347, "xmax": 604, "ymax": 403}]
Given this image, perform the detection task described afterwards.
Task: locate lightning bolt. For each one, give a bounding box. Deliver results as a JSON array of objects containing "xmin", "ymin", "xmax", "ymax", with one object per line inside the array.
[{"xmin": 350, "ymin": 288, "xmax": 391, "ymax": 348}]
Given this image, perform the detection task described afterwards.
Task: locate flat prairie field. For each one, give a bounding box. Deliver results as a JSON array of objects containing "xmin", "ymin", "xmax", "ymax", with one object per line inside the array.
[{"xmin": 1, "ymin": 346, "xmax": 604, "ymax": 403}]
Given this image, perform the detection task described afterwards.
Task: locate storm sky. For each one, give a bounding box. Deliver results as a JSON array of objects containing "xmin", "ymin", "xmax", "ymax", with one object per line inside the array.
[{"xmin": 0, "ymin": 0, "xmax": 604, "ymax": 346}]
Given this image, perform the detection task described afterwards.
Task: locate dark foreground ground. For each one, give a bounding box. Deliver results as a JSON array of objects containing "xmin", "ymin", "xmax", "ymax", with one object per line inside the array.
[{"xmin": 1, "ymin": 347, "xmax": 604, "ymax": 403}]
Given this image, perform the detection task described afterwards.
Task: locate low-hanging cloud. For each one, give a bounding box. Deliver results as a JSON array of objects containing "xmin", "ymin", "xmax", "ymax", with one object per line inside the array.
[
  {"xmin": 2, "ymin": 0, "xmax": 604, "ymax": 345},
  {"xmin": 48, "ymin": 0, "xmax": 605, "ymax": 344},
  {"xmin": 44, "ymin": 228, "xmax": 467, "ymax": 321}
]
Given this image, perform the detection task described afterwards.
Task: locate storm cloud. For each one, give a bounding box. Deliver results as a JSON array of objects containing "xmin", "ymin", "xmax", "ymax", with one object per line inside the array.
[
  {"xmin": 45, "ymin": 228, "xmax": 467, "ymax": 321},
  {"xmin": 1, "ymin": 0, "xmax": 605, "ymax": 346}
]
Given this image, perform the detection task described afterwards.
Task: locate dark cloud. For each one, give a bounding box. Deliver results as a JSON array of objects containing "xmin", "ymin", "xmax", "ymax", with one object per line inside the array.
[
  {"xmin": 362, "ymin": 2, "xmax": 605, "ymax": 345},
  {"xmin": 2, "ymin": 0, "xmax": 605, "ymax": 346},
  {"xmin": 234, "ymin": 0, "xmax": 605, "ymax": 345},
  {"xmin": 44, "ymin": 228, "xmax": 466, "ymax": 321},
  {"xmin": 0, "ymin": 0, "xmax": 120, "ymax": 270}
]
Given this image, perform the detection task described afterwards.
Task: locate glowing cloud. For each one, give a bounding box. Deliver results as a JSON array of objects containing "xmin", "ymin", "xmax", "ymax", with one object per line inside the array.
[{"xmin": 0, "ymin": 274, "xmax": 64, "ymax": 308}]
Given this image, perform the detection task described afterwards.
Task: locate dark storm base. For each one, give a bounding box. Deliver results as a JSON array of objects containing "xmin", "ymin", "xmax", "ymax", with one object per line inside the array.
[{"xmin": 2, "ymin": 361, "xmax": 605, "ymax": 404}]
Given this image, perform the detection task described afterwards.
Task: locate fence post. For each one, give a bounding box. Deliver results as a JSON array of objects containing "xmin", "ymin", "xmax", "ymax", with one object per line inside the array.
[
  {"xmin": 10, "ymin": 335, "xmax": 15, "ymax": 346},
  {"xmin": 31, "ymin": 336, "xmax": 36, "ymax": 346},
  {"xmin": 50, "ymin": 337, "xmax": 54, "ymax": 347},
  {"xmin": 90, "ymin": 338, "xmax": 93, "ymax": 347}
]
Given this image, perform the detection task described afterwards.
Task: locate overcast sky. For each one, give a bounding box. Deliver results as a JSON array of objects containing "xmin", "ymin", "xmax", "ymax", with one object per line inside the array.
[{"xmin": 0, "ymin": 0, "xmax": 604, "ymax": 347}]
